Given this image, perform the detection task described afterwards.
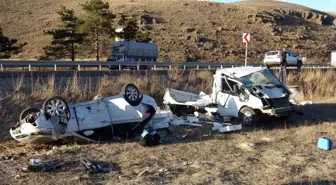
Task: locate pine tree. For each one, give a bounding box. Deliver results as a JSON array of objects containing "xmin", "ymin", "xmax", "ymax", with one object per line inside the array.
[
  {"xmin": 118, "ymin": 14, "xmax": 152, "ymax": 43},
  {"xmin": 41, "ymin": 6, "xmax": 85, "ymax": 61},
  {"xmin": 0, "ymin": 27, "xmax": 26, "ymax": 59},
  {"xmin": 80, "ymin": 0, "xmax": 116, "ymax": 61}
]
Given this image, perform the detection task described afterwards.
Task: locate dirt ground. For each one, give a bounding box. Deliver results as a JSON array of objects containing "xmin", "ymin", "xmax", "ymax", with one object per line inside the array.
[{"xmin": 1, "ymin": 101, "xmax": 336, "ymax": 185}]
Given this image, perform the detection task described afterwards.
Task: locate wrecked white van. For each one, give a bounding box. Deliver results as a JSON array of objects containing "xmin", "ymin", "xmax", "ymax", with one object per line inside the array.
[{"xmin": 163, "ymin": 67, "xmax": 293, "ymax": 125}]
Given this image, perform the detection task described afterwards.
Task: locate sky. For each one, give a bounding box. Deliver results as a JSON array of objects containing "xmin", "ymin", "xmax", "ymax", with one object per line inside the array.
[{"xmin": 214, "ymin": 0, "xmax": 336, "ymax": 12}]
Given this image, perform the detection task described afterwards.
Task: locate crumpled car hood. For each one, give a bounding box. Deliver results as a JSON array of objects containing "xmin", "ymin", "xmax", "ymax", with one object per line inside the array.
[{"xmin": 258, "ymin": 85, "xmax": 290, "ymax": 99}]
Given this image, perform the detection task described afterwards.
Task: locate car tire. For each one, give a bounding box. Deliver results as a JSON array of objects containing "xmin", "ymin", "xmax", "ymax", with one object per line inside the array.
[
  {"xmin": 238, "ymin": 107, "xmax": 260, "ymax": 126},
  {"xmin": 20, "ymin": 107, "xmax": 40, "ymax": 121},
  {"xmin": 122, "ymin": 84, "xmax": 142, "ymax": 106},
  {"xmin": 297, "ymin": 60, "xmax": 302, "ymax": 70},
  {"xmin": 265, "ymin": 64, "xmax": 271, "ymax": 69},
  {"xmin": 42, "ymin": 96, "xmax": 70, "ymax": 124}
]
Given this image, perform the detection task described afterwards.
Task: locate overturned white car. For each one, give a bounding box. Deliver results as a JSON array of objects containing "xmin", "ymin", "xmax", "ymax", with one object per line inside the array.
[
  {"xmin": 10, "ymin": 84, "xmax": 165, "ymax": 144},
  {"xmin": 163, "ymin": 67, "xmax": 294, "ymax": 125}
]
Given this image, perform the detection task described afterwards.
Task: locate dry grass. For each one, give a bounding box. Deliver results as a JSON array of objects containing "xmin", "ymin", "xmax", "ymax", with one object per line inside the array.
[
  {"xmin": 287, "ymin": 69, "xmax": 336, "ymax": 101},
  {"xmin": 0, "ymin": 121, "xmax": 335, "ymax": 185},
  {"xmin": 0, "ymin": 69, "xmax": 336, "ymax": 184}
]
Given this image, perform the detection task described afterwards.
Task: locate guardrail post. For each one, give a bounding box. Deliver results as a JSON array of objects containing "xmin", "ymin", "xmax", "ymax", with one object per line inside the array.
[
  {"xmin": 78, "ymin": 65, "xmax": 80, "ymax": 71},
  {"xmin": 99, "ymin": 65, "xmax": 102, "ymax": 71},
  {"xmin": 154, "ymin": 65, "xmax": 156, "ymax": 70},
  {"xmin": 221, "ymin": 65, "xmax": 223, "ymax": 68},
  {"xmin": 54, "ymin": 64, "xmax": 57, "ymax": 71},
  {"xmin": 0, "ymin": 64, "xmax": 3, "ymax": 71},
  {"xmin": 169, "ymin": 65, "xmax": 172, "ymax": 70},
  {"xmin": 119, "ymin": 65, "xmax": 121, "ymax": 71},
  {"xmin": 137, "ymin": 64, "xmax": 140, "ymax": 70},
  {"xmin": 184, "ymin": 65, "xmax": 186, "ymax": 70},
  {"xmin": 197, "ymin": 65, "xmax": 199, "ymax": 70},
  {"xmin": 208, "ymin": 65, "xmax": 211, "ymax": 70}
]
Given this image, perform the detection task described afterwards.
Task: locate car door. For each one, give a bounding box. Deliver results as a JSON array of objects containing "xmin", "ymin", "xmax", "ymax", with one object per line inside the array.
[
  {"xmin": 217, "ymin": 76, "xmax": 240, "ymax": 117},
  {"xmin": 286, "ymin": 51, "xmax": 296, "ymax": 65},
  {"xmin": 103, "ymin": 96, "xmax": 143, "ymax": 124}
]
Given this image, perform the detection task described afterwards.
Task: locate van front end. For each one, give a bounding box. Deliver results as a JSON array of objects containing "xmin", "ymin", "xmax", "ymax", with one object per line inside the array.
[{"xmin": 259, "ymin": 96, "xmax": 293, "ymax": 117}]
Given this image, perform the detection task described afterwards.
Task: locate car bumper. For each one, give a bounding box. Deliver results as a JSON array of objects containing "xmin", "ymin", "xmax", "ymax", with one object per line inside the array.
[
  {"xmin": 261, "ymin": 106, "xmax": 293, "ymax": 117},
  {"xmin": 263, "ymin": 60, "xmax": 282, "ymax": 65}
]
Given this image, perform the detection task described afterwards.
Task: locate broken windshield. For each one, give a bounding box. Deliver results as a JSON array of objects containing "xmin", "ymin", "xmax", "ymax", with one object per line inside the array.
[{"xmin": 238, "ymin": 69, "xmax": 282, "ymax": 88}]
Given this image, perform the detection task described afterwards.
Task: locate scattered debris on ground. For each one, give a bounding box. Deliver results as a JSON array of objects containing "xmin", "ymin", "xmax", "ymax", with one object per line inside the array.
[
  {"xmin": 25, "ymin": 159, "xmax": 61, "ymax": 172},
  {"xmin": 80, "ymin": 158, "xmax": 110, "ymax": 174}
]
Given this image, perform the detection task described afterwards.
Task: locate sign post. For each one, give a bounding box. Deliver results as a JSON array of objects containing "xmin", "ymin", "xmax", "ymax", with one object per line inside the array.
[{"xmin": 243, "ymin": 32, "xmax": 250, "ymax": 67}]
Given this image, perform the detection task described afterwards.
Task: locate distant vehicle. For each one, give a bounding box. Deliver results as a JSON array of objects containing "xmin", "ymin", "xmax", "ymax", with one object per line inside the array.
[
  {"xmin": 263, "ymin": 50, "xmax": 303, "ymax": 69},
  {"xmin": 107, "ymin": 41, "xmax": 159, "ymax": 70},
  {"xmin": 332, "ymin": 51, "xmax": 336, "ymax": 66}
]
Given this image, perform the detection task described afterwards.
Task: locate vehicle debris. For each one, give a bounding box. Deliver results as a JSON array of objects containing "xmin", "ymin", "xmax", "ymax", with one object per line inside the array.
[
  {"xmin": 139, "ymin": 128, "xmax": 161, "ymax": 146},
  {"xmin": 80, "ymin": 158, "xmax": 110, "ymax": 173},
  {"xmin": 137, "ymin": 167, "xmax": 150, "ymax": 177},
  {"xmin": 299, "ymin": 101, "xmax": 313, "ymax": 105},
  {"xmin": 211, "ymin": 122, "xmax": 242, "ymax": 133},
  {"xmin": 1, "ymin": 155, "xmax": 20, "ymax": 161},
  {"xmin": 238, "ymin": 142, "xmax": 258, "ymax": 152},
  {"xmin": 26, "ymin": 159, "xmax": 61, "ymax": 172}
]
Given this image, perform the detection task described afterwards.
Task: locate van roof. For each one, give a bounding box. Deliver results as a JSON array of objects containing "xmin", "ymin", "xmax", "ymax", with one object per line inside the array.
[{"xmin": 216, "ymin": 67, "xmax": 265, "ymax": 78}]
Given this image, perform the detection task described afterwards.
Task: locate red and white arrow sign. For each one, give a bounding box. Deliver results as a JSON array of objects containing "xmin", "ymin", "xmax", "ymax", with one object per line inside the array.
[{"xmin": 243, "ymin": 32, "xmax": 250, "ymax": 43}]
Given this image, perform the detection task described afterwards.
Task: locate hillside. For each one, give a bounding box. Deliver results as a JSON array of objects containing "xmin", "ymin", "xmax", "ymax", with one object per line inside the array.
[{"xmin": 0, "ymin": 0, "xmax": 335, "ymax": 63}]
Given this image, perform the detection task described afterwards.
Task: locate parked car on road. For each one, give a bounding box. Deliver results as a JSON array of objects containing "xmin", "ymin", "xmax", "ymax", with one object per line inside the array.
[{"xmin": 263, "ymin": 50, "xmax": 303, "ymax": 69}]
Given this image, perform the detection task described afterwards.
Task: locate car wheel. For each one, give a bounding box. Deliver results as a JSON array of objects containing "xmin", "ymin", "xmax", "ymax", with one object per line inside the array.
[
  {"xmin": 297, "ymin": 60, "xmax": 302, "ymax": 70},
  {"xmin": 123, "ymin": 84, "xmax": 142, "ymax": 106},
  {"xmin": 20, "ymin": 107, "xmax": 40, "ymax": 121},
  {"xmin": 238, "ymin": 107, "xmax": 260, "ymax": 126},
  {"xmin": 42, "ymin": 96, "xmax": 70, "ymax": 124}
]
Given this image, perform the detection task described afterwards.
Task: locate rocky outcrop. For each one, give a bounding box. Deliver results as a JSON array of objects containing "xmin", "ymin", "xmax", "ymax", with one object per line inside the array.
[
  {"xmin": 255, "ymin": 9, "xmax": 335, "ymax": 26},
  {"xmin": 285, "ymin": 10, "xmax": 335, "ymax": 26}
]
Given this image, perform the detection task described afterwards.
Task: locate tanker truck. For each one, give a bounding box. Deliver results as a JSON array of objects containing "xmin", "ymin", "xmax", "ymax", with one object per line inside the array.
[{"xmin": 107, "ymin": 41, "xmax": 159, "ymax": 70}]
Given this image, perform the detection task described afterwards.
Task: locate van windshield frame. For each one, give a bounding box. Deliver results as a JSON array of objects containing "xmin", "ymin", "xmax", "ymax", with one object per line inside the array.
[{"xmin": 238, "ymin": 69, "xmax": 282, "ymax": 88}]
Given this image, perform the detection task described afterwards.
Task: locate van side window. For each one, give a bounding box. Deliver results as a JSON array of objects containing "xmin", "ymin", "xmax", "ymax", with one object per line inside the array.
[{"xmin": 222, "ymin": 78, "xmax": 237, "ymax": 93}]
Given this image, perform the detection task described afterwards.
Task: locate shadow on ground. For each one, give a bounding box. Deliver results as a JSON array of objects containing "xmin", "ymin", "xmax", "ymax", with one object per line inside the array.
[{"xmin": 283, "ymin": 181, "xmax": 336, "ymax": 185}]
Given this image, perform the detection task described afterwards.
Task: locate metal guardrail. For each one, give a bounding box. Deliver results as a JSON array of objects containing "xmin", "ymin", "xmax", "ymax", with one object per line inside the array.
[{"xmin": 0, "ymin": 60, "xmax": 334, "ymax": 71}]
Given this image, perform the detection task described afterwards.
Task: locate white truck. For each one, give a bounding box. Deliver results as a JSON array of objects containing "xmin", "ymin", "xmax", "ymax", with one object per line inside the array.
[{"xmin": 163, "ymin": 67, "xmax": 294, "ymax": 125}]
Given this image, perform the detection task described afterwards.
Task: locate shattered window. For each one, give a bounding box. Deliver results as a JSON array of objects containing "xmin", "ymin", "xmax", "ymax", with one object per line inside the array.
[
  {"xmin": 222, "ymin": 78, "xmax": 237, "ymax": 92},
  {"xmin": 239, "ymin": 69, "xmax": 281, "ymax": 88}
]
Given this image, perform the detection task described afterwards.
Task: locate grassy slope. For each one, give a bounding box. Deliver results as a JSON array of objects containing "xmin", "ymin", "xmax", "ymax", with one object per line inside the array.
[{"xmin": 0, "ymin": 0, "xmax": 335, "ymax": 63}]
